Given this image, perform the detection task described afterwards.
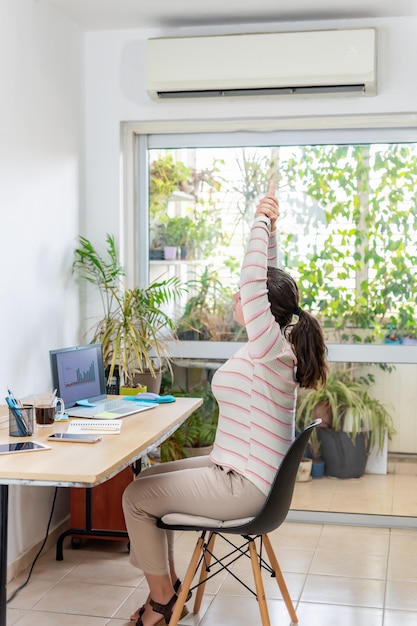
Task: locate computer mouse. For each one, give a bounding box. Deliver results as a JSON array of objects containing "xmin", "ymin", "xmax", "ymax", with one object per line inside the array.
[{"xmin": 136, "ymin": 392, "xmax": 160, "ymax": 400}]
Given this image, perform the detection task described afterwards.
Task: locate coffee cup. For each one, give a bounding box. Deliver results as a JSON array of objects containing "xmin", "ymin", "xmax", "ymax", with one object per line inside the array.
[{"xmin": 35, "ymin": 393, "xmax": 65, "ymax": 427}]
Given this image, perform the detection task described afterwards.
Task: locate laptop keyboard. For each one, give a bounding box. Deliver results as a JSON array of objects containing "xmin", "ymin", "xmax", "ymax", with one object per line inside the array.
[
  {"xmin": 98, "ymin": 400, "xmax": 136, "ymax": 411},
  {"xmin": 75, "ymin": 400, "xmax": 135, "ymax": 415},
  {"xmin": 68, "ymin": 398, "xmax": 156, "ymax": 418}
]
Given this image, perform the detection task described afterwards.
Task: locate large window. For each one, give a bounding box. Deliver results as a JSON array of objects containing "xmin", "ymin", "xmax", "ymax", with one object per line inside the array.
[
  {"xmin": 133, "ymin": 125, "xmax": 417, "ymax": 521},
  {"xmin": 141, "ymin": 132, "xmax": 417, "ymax": 344}
]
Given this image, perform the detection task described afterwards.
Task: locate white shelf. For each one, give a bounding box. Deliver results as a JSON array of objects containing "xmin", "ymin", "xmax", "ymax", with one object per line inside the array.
[{"xmin": 168, "ymin": 341, "xmax": 417, "ymax": 364}]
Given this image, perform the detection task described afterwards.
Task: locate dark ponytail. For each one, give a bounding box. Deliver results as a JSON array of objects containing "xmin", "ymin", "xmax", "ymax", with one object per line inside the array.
[
  {"xmin": 289, "ymin": 310, "xmax": 328, "ymax": 389},
  {"xmin": 267, "ymin": 267, "xmax": 328, "ymax": 390}
]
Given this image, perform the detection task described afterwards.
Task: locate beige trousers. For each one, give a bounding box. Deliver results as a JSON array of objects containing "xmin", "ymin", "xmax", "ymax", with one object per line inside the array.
[{"xmin": 122, "ymin": 455, "xmax": 265, "ymax": 576}]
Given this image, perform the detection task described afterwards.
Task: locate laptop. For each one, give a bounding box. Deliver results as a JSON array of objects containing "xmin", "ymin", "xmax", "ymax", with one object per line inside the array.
[{"xmin": 49, "ymin": 343, "xmax": 156, "ymax": 419}]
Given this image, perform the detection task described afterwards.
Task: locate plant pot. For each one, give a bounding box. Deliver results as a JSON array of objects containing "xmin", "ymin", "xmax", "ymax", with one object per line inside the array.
[
  {"xmin": 401, "ymin": 336, "xmax": 417, "ymax": 345},
  {"xmin": 312, "ymin": 402, "xmax": 333, "ymax": 428},
  {"xmin": 119, "ymin": 385, "xmax": 147, "ymax": 396},
  {"xmin": 149, "ymin": 248, "xmax": 164, "ymax": 260},
  {"xmin": 163, "ymin": 246, "xmax": 178, "ymax": 260},
  {"xmin": 183, "ymin": 445, "xmax": 213, "ymax": 457},
  {"xmin": 176, "ymin": 329, "xmax": 200, "ymax": 341},
  {"xmin": 366, "ymin": 432, "xmax": 388, "ymax": 475},
  {"xmin": 318, "ymin": 429, "xmax": 370, "ymax": 479},
  {"xmin": 296, "ymin": 457, "xmax": 312, "ymax": 482},
  {"xmin": 311, "ymin": 459, "xmax": 325, "ymax": 478},
  {"xmin": 132, "ymin": 370, "xmax": 162, "ymax": 394},
  {"xmin": 384, "ymin": 336, "xmax": 401, "ymax": 344}
]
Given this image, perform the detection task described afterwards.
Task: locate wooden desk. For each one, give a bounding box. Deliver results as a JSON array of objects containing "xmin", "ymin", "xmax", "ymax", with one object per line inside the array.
[{"xmin": 0, "ymin": 397, "xmax": 202, "ymax": 626}]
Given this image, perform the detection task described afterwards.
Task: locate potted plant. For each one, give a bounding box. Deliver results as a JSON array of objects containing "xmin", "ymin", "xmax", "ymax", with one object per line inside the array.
[
  {"xmin": 73, "ymin": 234, "xmax": 185, "ymax": 391},
  {"xmin": 307, "ymin": 431, "xmax": 326, "ymax": 478},
  {"xmin": 296, "ymin": 366, "xmax": 396, "ymax": 479},
  {"xmin": 384, "ymin": 326, "xmax": 402, "ymax": 345},
  {"xmin": 175, "ymin": 267, "xmax": 246, "ymax": 342},
  {"xmin": 296, "ymin": 457, "xmax": 313, "ymax": 482},
  {"xmin": 156, "ymin": 216, "xmax": 196, "ymax": 260},
  {"xmin": 392, "ymin": 307, "xmax": 417, "ymax": 345}
]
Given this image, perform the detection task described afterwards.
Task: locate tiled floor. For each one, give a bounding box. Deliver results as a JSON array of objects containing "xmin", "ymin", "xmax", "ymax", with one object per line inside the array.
[
  {"xmin": 6, "ymin": 464, "xmax": 417, "ymax": 625},
  {"xmin": 6, "ymin": 503, "xmax": 417, "ymax": 625}
]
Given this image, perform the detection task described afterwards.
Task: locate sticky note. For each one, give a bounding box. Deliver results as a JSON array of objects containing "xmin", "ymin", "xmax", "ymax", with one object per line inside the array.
[
  {"xmin": 76, "ymin": 399, "xmax": 97, "ymax": 408},
  {"xmin": 95, "ymin": 412, "xmax": 119, "ymax": 418}
]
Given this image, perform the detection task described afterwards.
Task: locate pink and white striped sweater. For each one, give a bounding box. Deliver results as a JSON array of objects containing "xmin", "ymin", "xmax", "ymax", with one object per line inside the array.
[{"xmin": 210, "ymin": 218, "xmax": 298, "ymax": 496}]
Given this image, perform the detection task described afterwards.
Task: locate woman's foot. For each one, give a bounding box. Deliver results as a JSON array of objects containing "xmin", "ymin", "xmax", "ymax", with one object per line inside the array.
[{"xmin": 130, "ymin": 601, "xmax": 146, "ymax": 623}]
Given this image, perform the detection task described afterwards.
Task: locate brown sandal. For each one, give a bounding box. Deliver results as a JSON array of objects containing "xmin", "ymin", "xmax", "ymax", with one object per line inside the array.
[
  {"xmin": 173, "ymin": 578, "xmax": 192, "ymax": 603},
  {"xmin": 131, "ymin": 579, "xmax": 191, "ymax": 623},
  {"xmin": 136, "ymin": 593, "xmax": 178, "ymax": 626}
]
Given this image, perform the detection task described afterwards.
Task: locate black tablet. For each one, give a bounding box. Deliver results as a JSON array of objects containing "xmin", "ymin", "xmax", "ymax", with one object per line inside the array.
[{"xmin": 0, "ymin": 441, "xmax": 50, "ymax": 454}]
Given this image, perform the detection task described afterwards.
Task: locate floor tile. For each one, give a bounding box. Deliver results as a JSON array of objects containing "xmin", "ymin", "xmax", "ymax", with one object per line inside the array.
[
  {"xmin": 385, "ymin": 580, "xmax": 417, "ymax": 611},
  {"xmin": 384, "ymin": 609, "xmax": 417, "ymax": 626},
  {"xmin": 387, "ymin": 553, "xmax": 417, "ymax": 581},
  {"xmin": 310, "ymin": 548, "xmax": 388, "ymax": 579},
  {"xmin": 318, "ymin": 524, "xmax": 390, "ymax": 555},
  {"xmin": 10, "ymin": 611, "xmax": 109, "ymax": 625},
  {"xmin": 64, "ymin": 555, "xmax": 140, "ymax": 587},
  {"xmin": 32, "ymin": 581, "xmax": 133, "ymax": 617},
  {"xmin": 301, "ymin": 574, "xmax": 386, "ymax": 608},
  {"xmin": 296, "ymin": 602, "xmax": 383, "ymax": 626}
]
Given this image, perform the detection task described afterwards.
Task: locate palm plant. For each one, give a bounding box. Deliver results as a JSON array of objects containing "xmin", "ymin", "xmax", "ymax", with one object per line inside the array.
[{"xmin": 73, "ymin": 234, "xmax": 185, "ymax": 386}]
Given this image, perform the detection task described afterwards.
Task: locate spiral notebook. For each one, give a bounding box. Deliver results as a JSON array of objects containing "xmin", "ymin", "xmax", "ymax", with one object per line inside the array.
[{"xmin": 67, "ymin": 420, "xmax": 122, "ymax": 435}]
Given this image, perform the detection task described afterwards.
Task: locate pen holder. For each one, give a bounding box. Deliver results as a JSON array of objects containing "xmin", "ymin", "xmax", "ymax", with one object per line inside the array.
[{"xmin": 9, "ymin": 404, "xmax": 34, "ymax": 437}]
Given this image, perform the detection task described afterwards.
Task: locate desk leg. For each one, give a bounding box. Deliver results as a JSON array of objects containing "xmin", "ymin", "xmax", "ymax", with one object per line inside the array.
[
  {"xmin": 56, "ymin": 487, "xmax": 129, "ymax": 561},
  {"xmin": 0, "ymin": 485, "xmax": 9, "ymax": 626},
  {"xmin": 56, "ymin": 463, "xmax": 141, "ymax": 561}
]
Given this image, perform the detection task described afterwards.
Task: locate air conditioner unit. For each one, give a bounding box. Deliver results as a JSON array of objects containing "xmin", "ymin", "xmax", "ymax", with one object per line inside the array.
[{"xmin": 146, "ymin": 28, "xmax": 376, "ymax": 100}]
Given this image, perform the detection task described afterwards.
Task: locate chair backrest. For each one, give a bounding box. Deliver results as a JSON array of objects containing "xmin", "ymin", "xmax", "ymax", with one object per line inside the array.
[{"xmin": 226, "ymin": 419, "xmax": 320, "ymax": 536}]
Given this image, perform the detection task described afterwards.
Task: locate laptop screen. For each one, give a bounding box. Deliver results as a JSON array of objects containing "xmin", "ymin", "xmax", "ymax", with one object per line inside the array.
[{"xmin": 50, "ymin": 344, "xmax": 107, "ymax": 408}]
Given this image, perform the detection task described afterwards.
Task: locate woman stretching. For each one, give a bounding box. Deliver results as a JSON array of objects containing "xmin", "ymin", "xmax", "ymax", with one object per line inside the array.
[{"xmin": 123, "ymin": 183, "xmax": 328, "ymax": 626}]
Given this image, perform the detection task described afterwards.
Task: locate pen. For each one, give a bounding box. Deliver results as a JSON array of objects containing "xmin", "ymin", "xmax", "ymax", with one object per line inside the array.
[
  {"xmin": 80, "ymin": 426, "xmax": 119, "ymax": 434},
  {"xmin": 5, "ymin": 397, "xmax": 29, "ymax": 436},
  {"xmin": 7, "ymin": 388, "xmax": 18, "ymax": 405}
]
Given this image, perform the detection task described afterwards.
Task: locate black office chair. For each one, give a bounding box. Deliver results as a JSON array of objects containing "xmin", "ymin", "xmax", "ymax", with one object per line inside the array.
[{"xmin": 157, "ymin": 419, "xmax": 321, "ymax": 626}]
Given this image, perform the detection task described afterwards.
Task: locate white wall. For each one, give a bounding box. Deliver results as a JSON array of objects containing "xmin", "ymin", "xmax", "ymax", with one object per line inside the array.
[{"xmin": 0, "ymin": 1, "xmax": 82, "ymax": 574}]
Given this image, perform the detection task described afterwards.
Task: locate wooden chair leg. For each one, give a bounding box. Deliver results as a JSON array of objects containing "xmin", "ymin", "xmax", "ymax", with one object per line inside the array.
[
  {"xmin": 193, "ymin": 531, "xmax": 216, "ymax": 613},
  {"xmin": 168, "ymin": 535, "xmax": 204, "ymax": 626},
  {"xmin": 262, "ymin": 534, "xmax": 298, "ymax": 624},
  {"xmin": 248, "ymin": 538, "xmax": 271, "ymax": 626}
]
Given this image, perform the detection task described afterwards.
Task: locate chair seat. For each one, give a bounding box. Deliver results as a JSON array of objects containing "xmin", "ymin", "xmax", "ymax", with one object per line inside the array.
[{"xmin": 161, "ymin": 513, "xmax": 254, "ymax": 529}]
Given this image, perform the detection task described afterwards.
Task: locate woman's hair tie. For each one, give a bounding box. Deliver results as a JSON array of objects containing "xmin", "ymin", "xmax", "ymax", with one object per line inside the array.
[{"xmin": 294, "ymin": 306, "xmax": 302, "ymax": 317}]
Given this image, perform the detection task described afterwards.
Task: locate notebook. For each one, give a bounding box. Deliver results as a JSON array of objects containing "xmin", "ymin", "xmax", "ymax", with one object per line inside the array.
[
  {"xmin": 49, "ymin": 343, "xmax": 156, "ymax": 419},
  {"xmin": 67, "ymin": 420, "xmax": 122, "ymax": 434}
]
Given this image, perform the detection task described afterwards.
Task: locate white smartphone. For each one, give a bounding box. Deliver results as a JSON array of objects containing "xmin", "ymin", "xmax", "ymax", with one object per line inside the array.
[{"xmin": 47, "ymin": 433, "xmax": 102, "ymax": 444}]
